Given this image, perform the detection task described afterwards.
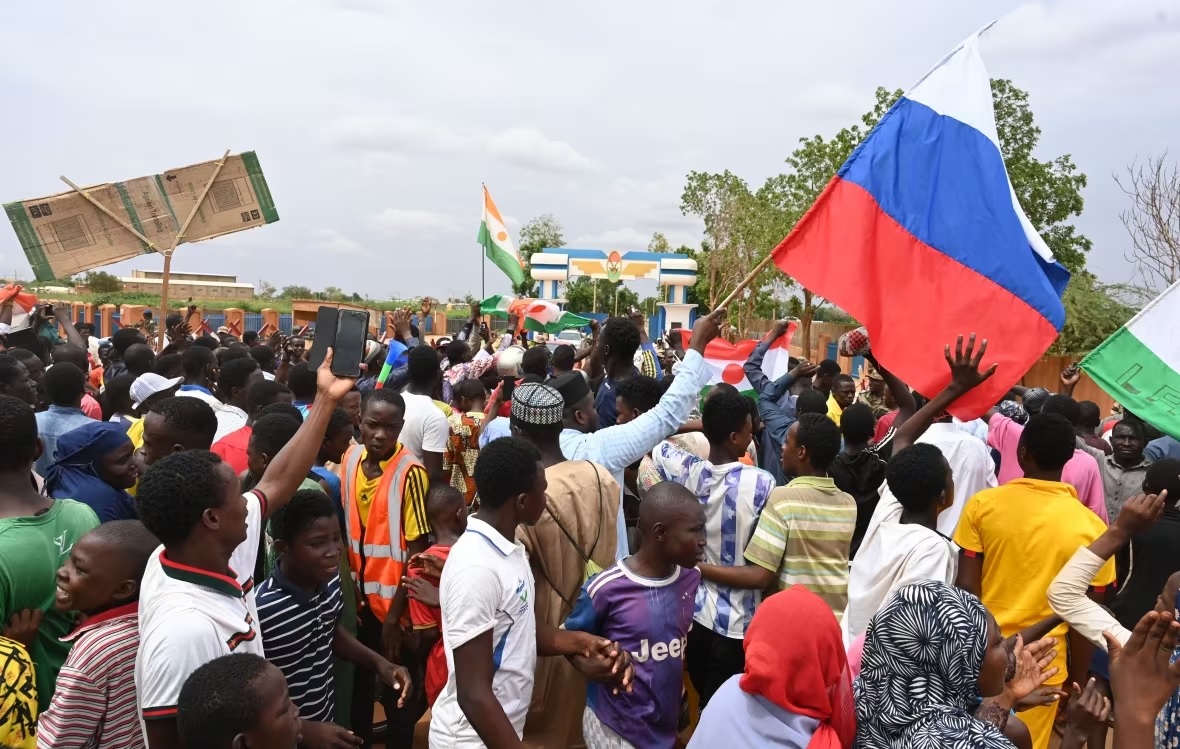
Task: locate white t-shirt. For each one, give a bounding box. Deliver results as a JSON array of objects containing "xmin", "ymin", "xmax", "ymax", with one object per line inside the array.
[
  {"xmin": 399, "ymin": 392, "xmax": 448, "ymax": 461},
  {"xmin": 135, "ymin": 490, "xmax": 266, "ymax": 732},
  {"xmin": 429, "ymin": 517, "xmax": 537, "ymax": 747},
  {"xmin": 841, "ymin": 489, "xmax": 956, "ymax": 645}
]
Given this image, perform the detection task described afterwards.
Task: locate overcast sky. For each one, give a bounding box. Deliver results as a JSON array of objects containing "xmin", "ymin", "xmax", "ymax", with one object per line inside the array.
[{"xmin": 0, "ymin": 0, "xmax": 1175, "ymax": 301}]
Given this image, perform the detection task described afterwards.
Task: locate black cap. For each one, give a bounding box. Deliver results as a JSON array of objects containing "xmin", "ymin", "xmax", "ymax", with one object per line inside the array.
[{"xmin": 548, "ymin": 371, "xmax": 591, "ymax": 408}]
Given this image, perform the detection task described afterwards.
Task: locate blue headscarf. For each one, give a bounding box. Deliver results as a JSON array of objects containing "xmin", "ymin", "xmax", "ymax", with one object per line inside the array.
[{"xmin": 45, "ymin": 421, "xmax": 137, "ymax": 523}]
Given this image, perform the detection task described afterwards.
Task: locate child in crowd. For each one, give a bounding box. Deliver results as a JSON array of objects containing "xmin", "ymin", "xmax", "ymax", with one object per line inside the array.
[
  {"xmin": 398, "ymin": 485, "xmax": 469, "ymax": 706},
  {"xmin": 565, "ymin": 481, "xmax": 705, "ymax": 749},
  {"xmin": 256, "ymin": 490, "xmax": 411, "ymax": 747},
  {"xmin": 38, "ymin": 520, "xmax": 159, "ymax": 749},
  {"xmin": 176, "ymin": 653, "xmax": 301, "ymax": 749}
]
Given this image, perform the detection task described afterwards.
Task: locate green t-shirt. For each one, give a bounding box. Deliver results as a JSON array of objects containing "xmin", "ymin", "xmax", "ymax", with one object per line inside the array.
[{"xmin": 0, "ymin": 499, "xmax": 100, "ymax": 711}]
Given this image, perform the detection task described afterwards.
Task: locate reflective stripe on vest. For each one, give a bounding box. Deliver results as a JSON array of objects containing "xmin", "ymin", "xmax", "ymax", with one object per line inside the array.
[{"xmin": 341, "ymin": 444, "xmax": 420, "ymax": 620}]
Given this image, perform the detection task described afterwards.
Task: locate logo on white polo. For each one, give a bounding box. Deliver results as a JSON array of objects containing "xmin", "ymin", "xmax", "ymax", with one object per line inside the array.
[{"xmin": 630, "ymin": 636, "xmax": 687, "ymax": 663}]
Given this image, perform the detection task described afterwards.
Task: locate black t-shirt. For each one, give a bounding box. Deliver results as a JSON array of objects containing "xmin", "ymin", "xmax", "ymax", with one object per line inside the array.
[
  {"xmin": 1111, "ymin": 507, "xmax": 1180, "ymax": 631},
  {"xmin": 830, "ymin": 429, "xmax": 896, "ymax": 560}
]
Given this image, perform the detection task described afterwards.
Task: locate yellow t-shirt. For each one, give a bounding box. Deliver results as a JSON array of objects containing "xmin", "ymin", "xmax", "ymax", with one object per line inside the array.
[
  {"xmin": 126, "ymin": 417, "xmax": 145, "ymax": 449},
  {"xmin": 0, "ymin": 636, "xmax": 36, "ymax": 748},
  {"xmin": 354, "ymin": 446, "xmax": 430, "ymax": 541},
  {"xmin": 953, "ymin": 478, "xmax": 1115, "ymax": 674},
  {"xmin": 826, "ymin": 394, "xmax": 843, "ymax": 425}
]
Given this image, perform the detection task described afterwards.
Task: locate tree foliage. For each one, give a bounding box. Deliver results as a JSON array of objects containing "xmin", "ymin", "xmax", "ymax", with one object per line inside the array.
[
  {"xmin": 1051, "ymin": 272, "xmax": 1136, "ymax": 355},
  {"xmin": 515, "ymin": 214, "xmax": 564, "ymax": 296},
  {"xmin": 280, "ymin": 285, "xmax": 314, "ymax": 299},
  {"xmin": 647, "ymin": 232, "xmax": 670, "ymax": 254},
  {"xmin": 80, "ymin": 270, "xmax": 122, "ymax": 294},
  {"xmin": 681, "ymin": 80, "xmax": 1094, "ymax": 357},
  {"xmin": 564, "ymin": 277, "xmax": 639, "ymax": 315}
]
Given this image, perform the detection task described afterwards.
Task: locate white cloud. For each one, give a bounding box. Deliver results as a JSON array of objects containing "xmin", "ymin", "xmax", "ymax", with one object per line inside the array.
[
  {"xmin": 989, "ymin": 0, "xmax": 1178, "ymax": 57},
  {"xmin": 313, "ymin": 229, "xmax": 370, "ymax": 256},
  {"xmin": 485, "ymin": 128, "xmax": 595, "ymax": 172},
  {"xmin": 324, "ymin": 116, "xmax": 595, "ymax": 173},
  {"xmin": 368, "ymin": 208, "xmax": 464, "ymax": 236},
  {"xmin": 792, "ymin": 82, "xmax": 873, "ymax": 118},
  {"xmin": 571, "ymin": 227, "xmax": 699, "ymax": 251}
]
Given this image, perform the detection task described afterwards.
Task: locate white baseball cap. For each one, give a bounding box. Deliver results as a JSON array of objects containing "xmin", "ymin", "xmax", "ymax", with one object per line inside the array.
[{"xmin": 131, "ymin": 373, "xmax": 183, "ymax": 409}]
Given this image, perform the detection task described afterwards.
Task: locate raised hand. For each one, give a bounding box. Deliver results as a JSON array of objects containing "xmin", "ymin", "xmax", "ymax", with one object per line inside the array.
[
  {"xmin": 2, "ymin": 609, "xmax": 43, "ymax": 650},
  {"xmin": 945, "ymin": 333, "xmax": 998, "ymax": 394},
  {"xmin": 1061, "ymin": 364, "xmax": 1081, "ymax": 388},
  {"xmin": 1003, "ymin": 635, "xmax": 1059, "ymax": 702},
  {"xmin": 790, "ymin": 359, "xmax": 819, "ymax": 379},
  {"xmin": 688, "ymin": 308, "xmax": 727, "ymax": 354},
  {"xmin": 1106, "ymin": 610, "xmax": 1180, "ymax": 725},
  {"xmin": 1113, "ymin": 491, "xmax": 1167, "ymax": 538},
  {"xmin": 316, "ymin": 348, "xmax": 359, "ymax": 401},
  {"xmin": 1064, "ymin": 678, "xmax": 1111, "ymax": 738}
]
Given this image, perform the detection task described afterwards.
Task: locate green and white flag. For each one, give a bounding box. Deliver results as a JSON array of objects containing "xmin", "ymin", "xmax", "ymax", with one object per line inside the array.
[
  {"xmin": 1080, "ymin": 279, "xmax": 1180, "ymax": 441},
  {"xmin": 477, "ymin": 185, "xmax": 526, "ymax": 287}
]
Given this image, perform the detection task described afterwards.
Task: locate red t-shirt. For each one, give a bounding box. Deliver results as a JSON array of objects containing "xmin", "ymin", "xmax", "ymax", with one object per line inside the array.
[
  {"xmin": 873, "ymin": 410, "xmax": 898, "ymax": 445},
  {"xmin": 408, "ymin": 543, "xmax": 452, "ymax": 706},
  {"xmin": 211, "ymin": 425, "xmax": 252, "ymax": 474}
]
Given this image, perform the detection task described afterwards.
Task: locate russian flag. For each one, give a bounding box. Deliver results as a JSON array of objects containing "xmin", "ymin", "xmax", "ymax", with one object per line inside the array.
[{"xmin": 772, "ymin": 31, "xmax": 1069, "ymax": 418}]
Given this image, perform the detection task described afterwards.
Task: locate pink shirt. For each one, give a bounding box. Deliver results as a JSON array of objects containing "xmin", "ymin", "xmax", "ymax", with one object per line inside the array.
[
  {"xmin": 80, "ymin": 393, "xmax": 102, "ymax": 419},
  {"xmin": 987, "ymin": 413, "xmax": 1107, "ymax": 524}
]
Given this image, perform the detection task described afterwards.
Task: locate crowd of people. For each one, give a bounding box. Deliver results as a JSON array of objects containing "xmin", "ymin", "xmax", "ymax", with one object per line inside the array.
[{"xmin": 1, "ymin": 293, "xmax": 1180, "ymax": 749}]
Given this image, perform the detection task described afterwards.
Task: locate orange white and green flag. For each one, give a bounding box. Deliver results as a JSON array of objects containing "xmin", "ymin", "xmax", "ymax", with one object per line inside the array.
[
  {"xmin": 678, "ymin": 321, "xmax": 798, "ymax": 398},
  {"xmin": 477, "ymin": 185, "xmax": 526, "ymax": 287}
]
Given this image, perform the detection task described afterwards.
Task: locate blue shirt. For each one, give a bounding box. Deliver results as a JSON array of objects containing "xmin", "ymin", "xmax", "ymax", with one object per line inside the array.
[
  {"xmin": 479, "ymin": 416, "xmax": 512, "ymax": 448},
  {"xmin": 34, "ymin": 406, "xmax": 93, "ymax": 476},
  {"xmin": 566, "ymin": 562, "xmax": 701, "ymax": 749},
  {"xmin": 687, "ymin": 674, "xmax": 820, "ymax": 749},
  {"xmin": 256, "ymin": 567, "xmax": 344, "ymax": 723},
  {"xmin": 1146, "ymin": 436, "xmax": 1180, "ymax": 462},
  {"xmin": 561, "ymin": 350, "xmax": 711, "ymax": 559},
  {"xmin": 595, "ymin": 376, "xmax": 623, "ymax": 429}
]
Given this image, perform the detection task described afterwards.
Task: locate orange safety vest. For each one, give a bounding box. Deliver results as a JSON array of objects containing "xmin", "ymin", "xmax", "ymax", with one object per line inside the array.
[{"xmin": 339, "ymin": 444, "xmax": 420, "ymax": 621}]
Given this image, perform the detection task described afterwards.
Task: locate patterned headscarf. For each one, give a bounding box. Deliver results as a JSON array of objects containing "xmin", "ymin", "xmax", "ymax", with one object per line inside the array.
[
  {"xmin": 854, "ymin": 581, "xmax": 1010, "ymax": 749},
  {"xmin": 997, "ymin": 400, "xmax": 1028, "ymax": 425}
]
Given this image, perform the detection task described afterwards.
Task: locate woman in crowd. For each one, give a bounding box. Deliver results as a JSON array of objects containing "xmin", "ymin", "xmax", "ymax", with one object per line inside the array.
[
  {"xmin": 688, "ymin": 585, "xmax": 855, "ymax": 749},
  {"xmin": 45, "ymin": 421, "xmax": 138, "ymax": 523},
  {"xmin": 855, "ymin": 580, "xmax": 1028, "ymax": 749}
]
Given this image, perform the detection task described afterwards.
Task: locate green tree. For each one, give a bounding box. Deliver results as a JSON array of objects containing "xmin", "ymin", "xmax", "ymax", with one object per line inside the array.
[
  {"xmin": 639, "ymin": 295, "xmax": 661, "ymax": 316},
  {"xmin": 80, "ymin": 270, "xmax": 122, "ymax": 293},
  {"xmin": 515, "ymin": 214, "xmax": 564, "ymax": 296},
  {"xmin": 991, "ymin": 79, "xmax": 1090, "ymax": 273},
  {"xmin": 321, "ymin": 286, "xmax": 344, "ymax": 301},
  {"xmin": 350, "ymin": 292, "xmax": 363, "ymax": 302},
  {"xmin": 1051, "ymin": 272, "xmax": 1136, "ymax": 355},
  {"xmin": 564, "ymin": 278, "xmax": 639, "ymax": 315},
  {"xmin": 647, "ymin": 232, "xmax": 670, "ymax": 253},
  {"xmin": 280, "ymin": 284, "xmax": 314, "ymax": 299},
  {"xmin": 257, "ymin": 280, "xmax": 276, "ymax": 298}
]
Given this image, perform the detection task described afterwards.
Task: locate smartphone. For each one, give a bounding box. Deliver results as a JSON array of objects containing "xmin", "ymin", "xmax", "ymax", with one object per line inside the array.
[
  {"xmin": 306, "ymin": 306, "xmax": 339, "ymax": 371},
  {"xmin": 501, "ymin": 374, "xmax": 516, "ymax": 403},
  {"xmin": 332, "ymin": 310, "xmax": 370, "ymax": 378}
]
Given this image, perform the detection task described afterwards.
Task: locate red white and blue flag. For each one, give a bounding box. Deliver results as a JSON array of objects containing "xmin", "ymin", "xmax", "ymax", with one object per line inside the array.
[{"xmin": 771, "ymin": 29, "xmax": 1068, "ymax": 418}]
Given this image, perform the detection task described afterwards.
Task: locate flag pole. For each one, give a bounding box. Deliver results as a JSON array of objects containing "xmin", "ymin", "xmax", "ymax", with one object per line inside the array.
[{"xmin": 480, "ymin": 183, "xmax": 486, "ymax": 300}]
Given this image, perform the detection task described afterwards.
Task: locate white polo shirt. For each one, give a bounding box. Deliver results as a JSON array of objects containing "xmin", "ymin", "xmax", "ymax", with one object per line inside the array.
[
  {"xmin": 399, "ymin": 391, "xmax": 449, "ymax": 461},
  {"xmin": 429, "ymin": 517, "xmax": 537, "ymax": 748},
  {"xmin": 135, "ymin": 489, "xmax": 267, "ymax": 729}
]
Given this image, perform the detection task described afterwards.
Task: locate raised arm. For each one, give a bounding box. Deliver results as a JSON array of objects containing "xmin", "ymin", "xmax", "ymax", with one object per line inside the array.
[
  {"xmin": 743, "ymin": 336, "xmax": 773, "ymax": 396},
  {"xmin": 52, "ymin": 302, "xmax": 86, "ymax": 350},
  {"xmin": 1048, "ymin": 492, "xmax": 1164, "ymax": 649},
  {"xmin": 256, "ymin": 348, "xmax": 356, "ymax": 517},
  {"xmin": 584, "ymin": 310, "xmax": 725, "ymax": 471},
  {"xmin": 892, "ymin": 334, "xmax": 997, "ymax": 453},
  {"xmin": 866, "ymin": 352, "xmax": 916, "ymax": 425}
]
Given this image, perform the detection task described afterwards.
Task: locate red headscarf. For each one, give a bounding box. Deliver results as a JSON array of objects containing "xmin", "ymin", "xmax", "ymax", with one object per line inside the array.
[{"xmin": 740, "ymin": 586, "xmax": 856, "ymax": 749}]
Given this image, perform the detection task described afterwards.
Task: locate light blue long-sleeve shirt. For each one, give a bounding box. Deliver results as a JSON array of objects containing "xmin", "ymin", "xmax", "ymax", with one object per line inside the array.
[
  {"xmin": 559, "ymin": 349, "xmax": 711, "ymax": 559},
  {"xmin": 35, "ymin": 405, "xmax": 94, "ymax": 477}
]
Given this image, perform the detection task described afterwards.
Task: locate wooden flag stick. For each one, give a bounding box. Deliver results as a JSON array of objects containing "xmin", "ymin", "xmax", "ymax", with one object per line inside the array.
[
  {"xmin": 59, "ymin": 176, "xmax": 160, "ymax": 252},
  {"xmin": 716, "ymin": 253, "xmax": 777, "ymax": 311},
  {"xmin": 154, "ymin": 150, "xmax": 231, "ymax": 350}
]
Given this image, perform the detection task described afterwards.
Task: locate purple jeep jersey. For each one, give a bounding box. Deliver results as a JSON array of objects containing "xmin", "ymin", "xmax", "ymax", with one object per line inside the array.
[{"xmin": 564, "ymin": 560, "xmax": 701, "ymax": 749}]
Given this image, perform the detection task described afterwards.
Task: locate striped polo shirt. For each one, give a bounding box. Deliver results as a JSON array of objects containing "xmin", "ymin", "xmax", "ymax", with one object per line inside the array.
[
  {"xmin": 38, "ymin": 601, "xmax": 144, "ymax": 748},
  {"xmin": 255, "ymin": 566, "xmax": 344, "ymax": 722},
  {"xmin": 651, "ymin": 440, "xmax": 777, "ymax": 640},
  {"xmin": 745, "ymin": 476, "xmax": 857, "ymax": 618}
]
